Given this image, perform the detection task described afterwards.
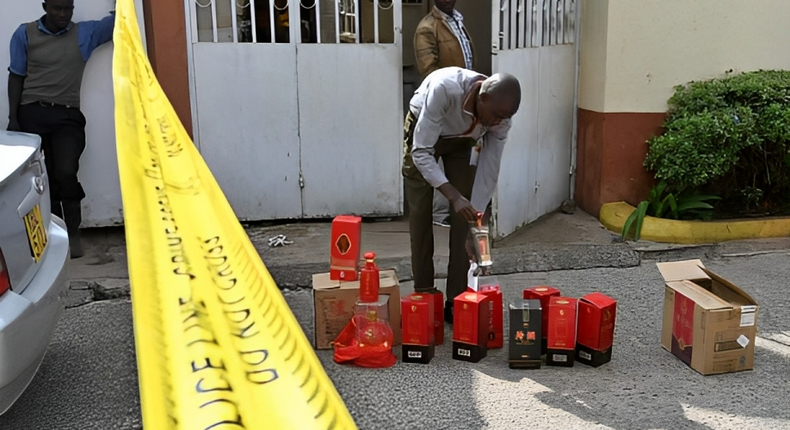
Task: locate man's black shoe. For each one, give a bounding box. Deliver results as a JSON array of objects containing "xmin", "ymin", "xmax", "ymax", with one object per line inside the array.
[{"xmin": 444, "ymin": 302, "xmax": 453, "ymax": 325}]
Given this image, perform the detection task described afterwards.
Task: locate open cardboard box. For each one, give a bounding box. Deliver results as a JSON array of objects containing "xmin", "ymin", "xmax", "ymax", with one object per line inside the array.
[
  {"xmin": 657, "ymin": 259, "xmax": 758, "ymax": 375},
  {"xmin": 312, "ymin": 269, "xmax": 401, "ymax": 350}
]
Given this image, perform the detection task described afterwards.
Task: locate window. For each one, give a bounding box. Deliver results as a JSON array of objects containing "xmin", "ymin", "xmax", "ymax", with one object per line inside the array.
[
  {"xmin": 192, "ymin": 0, "xmax": 396, "ymax": 44},
  {"xmin": 497, "ymin": 0, "xmax": 576, "ymax": 50}
]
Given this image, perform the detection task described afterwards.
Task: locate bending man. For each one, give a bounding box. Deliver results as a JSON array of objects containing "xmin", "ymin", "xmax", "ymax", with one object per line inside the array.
[{"xmin": 402, "ymin": 66, "xmax": 521, "ymax": 323}]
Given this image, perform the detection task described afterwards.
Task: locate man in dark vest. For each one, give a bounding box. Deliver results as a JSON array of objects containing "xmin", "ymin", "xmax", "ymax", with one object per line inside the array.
[{"xmin": 7, "ymin": 0, "xmax": 115, "ymax": 258}]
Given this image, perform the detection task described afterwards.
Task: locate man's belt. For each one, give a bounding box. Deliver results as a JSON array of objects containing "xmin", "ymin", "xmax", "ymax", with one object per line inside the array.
[{"xmin": 36, "ymin": 100, "xmax": 76, "ymax": 109}]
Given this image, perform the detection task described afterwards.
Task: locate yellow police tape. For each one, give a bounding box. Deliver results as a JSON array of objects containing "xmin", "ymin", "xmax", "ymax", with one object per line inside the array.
[{"xmin": 111, "ymin": 1, "xmax": 358, "ymax": 428}]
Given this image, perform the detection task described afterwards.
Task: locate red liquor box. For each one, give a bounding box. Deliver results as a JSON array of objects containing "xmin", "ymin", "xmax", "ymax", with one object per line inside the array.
[
  {"xmin": 470, "ymin": 284, "xmax": 503, "ymax": 349},
  {"xmin": 425, "ymin": 291, "xmax": 444, "ymax": 345},
  {"xmin": 576, "ymin": 292, "xmax": 617, "ymax": 367},
  {"xmin": 546, "ymin": 297, "xmax": 577, "ymax": 367},
  {"xmin": 523, "ymin": 286, "xmax": 561, "ymax": 354},
  {"xmin": 401, "ymin": 293, "xmax": 435, "ymax": 364},
  {"xmin": 330, "ymin": 215, "xmax": 362, "ymax": 281},
  {"xmin": 453, "ymin": 291, "xmax": 490, "ymax": 363}
]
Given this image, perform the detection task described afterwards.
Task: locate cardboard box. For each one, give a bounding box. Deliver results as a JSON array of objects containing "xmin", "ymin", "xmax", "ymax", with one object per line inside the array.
[
  {"xmin": 313, "ymin": 269, "xmax": 401, "ymax": 349},
  {"xmin": 546, "ymin": 297, "xmax": 577, "ymax": 367},
  {"xmin": 576, "ymin": 292, "xmax": 617, "ymax": 367},
  {"xmin": 330, "ymin": 215, "xmax": 362, "ymax": 281},
  {"xmin": 401, "ymin": 293, "xmax": 435, "ymax": 364},
  {"xmin": 508, "ymin": 299, "xmax": 542, "ymax": 369},
  {"xmin": 657, "ymin": 259, "xmax": 759, "ymax": 375},
  {"xmin": 452, "ymin": 291, "xmax": 490, "ymax": 363},
  {"xmin": 523, "ymin": 286, "xmax": 561, "ymax": 353},
  {"xmin": 425, "ymin": 291, "xmax": 444, "ymax": 345},
  {"xmin": 471, "ymin": 284, "xmax": 503, "ymax": 349}
]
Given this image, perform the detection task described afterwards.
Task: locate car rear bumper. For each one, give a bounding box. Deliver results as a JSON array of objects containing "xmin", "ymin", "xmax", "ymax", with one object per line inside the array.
[{"xmin": 0, "ymin": 216, "xmax": 69, "ymax": 415}]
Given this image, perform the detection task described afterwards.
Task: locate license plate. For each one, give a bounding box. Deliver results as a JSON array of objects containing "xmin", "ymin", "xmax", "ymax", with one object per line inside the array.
[{"xmin": 24, "ymin": 205, "xmax": 48, "ymax": 262}]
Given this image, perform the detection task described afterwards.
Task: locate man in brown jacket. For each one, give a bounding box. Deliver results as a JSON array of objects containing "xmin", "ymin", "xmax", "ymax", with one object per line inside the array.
[
  {"xmin": 414, "ymin": 0, "xmax": 475, "ymax": 227},
  {"xmin": 414, "ymin": 0, "xmax": 474, "ymax": 77}
]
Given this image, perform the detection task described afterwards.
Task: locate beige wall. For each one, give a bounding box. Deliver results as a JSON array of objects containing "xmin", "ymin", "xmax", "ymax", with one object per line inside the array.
[
  {"xmin": 579, "ymin": 0, "xmax": 790, "ymax": 113},
  {"xmin": 577, "ymin": 0, "xmax": 609, "ymax": 112}
]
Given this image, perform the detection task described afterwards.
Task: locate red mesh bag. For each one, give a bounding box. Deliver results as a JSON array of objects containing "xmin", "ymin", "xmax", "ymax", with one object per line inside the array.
[{"xmin": 332, "ymin": 316, "xmax": 396, "ymax": 368}]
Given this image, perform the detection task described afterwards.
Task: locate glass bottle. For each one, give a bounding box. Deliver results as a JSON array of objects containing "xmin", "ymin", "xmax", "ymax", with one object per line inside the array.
[
  {"xmin": 471, "ymin": 212, "xmax": 492, "ymax": 267},
  {"xmin": 359, "ymin": 251, "xmax": 380, "ymax": 303}
]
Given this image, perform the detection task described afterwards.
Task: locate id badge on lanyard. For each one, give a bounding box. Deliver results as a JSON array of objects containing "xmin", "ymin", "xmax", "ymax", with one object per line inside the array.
[{"xmin": 470, "ymin": 135, "xmax": 485, "ymax": 166}]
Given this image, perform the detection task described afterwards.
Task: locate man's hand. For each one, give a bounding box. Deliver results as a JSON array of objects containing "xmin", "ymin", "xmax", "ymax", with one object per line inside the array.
[
  {"xmin": 437, "ymin": 182, "xmax": 477, "ymax": 222},
  {"xmin": 6, "ymin": 118, "xmax": 21, "ymax": 132},
  {"xmin": 450, "ymin": 195, "xmax": 477, "ymax": 223}
]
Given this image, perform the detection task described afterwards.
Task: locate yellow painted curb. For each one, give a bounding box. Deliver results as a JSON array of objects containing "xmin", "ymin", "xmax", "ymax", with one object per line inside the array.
[{"xmin": 599, "ymin": 202, "xmax": 790, "ymax": 244}]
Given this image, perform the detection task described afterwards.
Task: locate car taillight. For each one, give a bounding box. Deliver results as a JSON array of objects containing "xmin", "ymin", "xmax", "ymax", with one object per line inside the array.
[{"xmin": 0, "ymin": 250, "xmax": 10, "ymax": 295}]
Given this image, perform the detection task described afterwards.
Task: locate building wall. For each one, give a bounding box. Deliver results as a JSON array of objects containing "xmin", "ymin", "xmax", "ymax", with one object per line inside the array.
[
  {"xmin": 577, "ymin": 0, "xmax": 607, "ymax": 113},
  {"xmin": 575, "ymin": 0, "xmax": 790, "ymax": 215}
]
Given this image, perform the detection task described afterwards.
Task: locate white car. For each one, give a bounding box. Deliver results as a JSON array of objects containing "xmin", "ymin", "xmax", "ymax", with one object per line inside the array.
[{"xmin": 0, "ymin": 130, "xmax": 70, "ymax": 415}]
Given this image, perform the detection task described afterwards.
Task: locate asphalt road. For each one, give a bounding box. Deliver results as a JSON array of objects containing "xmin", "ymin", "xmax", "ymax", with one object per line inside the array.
[{"xmin": 1, "ymin": 254, "xmax": 788, "ymax": 430}]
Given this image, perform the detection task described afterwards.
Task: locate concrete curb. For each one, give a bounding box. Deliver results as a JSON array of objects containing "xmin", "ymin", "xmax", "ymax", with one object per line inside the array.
[
  {"xmin": 70, "ymin": 241, "xmax": 788, "ymax": 294},
  {"xmin": 70, "ymin": 244, "xmax": 642, "ymax": 293},
  {"xmin": 490, "ymin": 243, "xmax": 641, "ymax": 274},
  {"xmin": 69, "ymin": 208, "xmax": 788, "ymax": 295},
  {"xmin": 265, "ymin": 244, "xmax": 641, "ymax": 288},
  {"xmin": 631, "ymin": 239, "xmax": 790, "ymax": 262},
  {"xmin": 600, "ymin": 202, "xmax": 790, "ymax": 244},
  {"xmin": 631, "ymin": 243, "xmax": 719, "ymax": 262}
]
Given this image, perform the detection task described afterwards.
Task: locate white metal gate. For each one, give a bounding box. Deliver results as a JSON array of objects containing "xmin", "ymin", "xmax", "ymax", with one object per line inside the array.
[
  {"xmin": 186, "ymin": 0, "xmax": 403, "ymax": 220},
  {"xmin": 490, "ymin": 0, "xmax": 578, "ymax": 237},
  {"xmin": 0, "ymin": 0, "xmax": 146, "ymax": 227}
]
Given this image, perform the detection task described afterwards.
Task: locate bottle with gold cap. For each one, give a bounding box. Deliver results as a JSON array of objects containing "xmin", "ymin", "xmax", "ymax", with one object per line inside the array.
[
  {"xmin": 359, "ymin": 251, "xmax": 380, "ymax": 303},
  {"xmin": 354, "ymin": 295, "xmax": 394, "ymax": 351},
  {"xmin": 357, "ymin": 307, "xmax": 394, "ymax": 349}
]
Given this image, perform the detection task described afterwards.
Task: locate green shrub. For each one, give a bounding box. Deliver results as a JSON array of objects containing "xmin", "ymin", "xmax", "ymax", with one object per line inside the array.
[
  {"xmin": 645, "ymin": 70, "xmax": 790, "ymax": 213},
  {"xmin": 621, "ymin": 181, "xmax": 720, "ymax": 241}
]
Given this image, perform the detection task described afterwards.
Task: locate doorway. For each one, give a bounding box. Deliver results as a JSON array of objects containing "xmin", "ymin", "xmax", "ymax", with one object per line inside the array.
[{"xmin": 400, "ymin": 0, "xmax": 492, "ymax": 114}]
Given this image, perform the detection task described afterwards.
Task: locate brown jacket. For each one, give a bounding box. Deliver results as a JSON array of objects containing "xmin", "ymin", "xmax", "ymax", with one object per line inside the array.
[{"xmin": 414, "ymin": 7, "xmax": 475, "ymax": 78}]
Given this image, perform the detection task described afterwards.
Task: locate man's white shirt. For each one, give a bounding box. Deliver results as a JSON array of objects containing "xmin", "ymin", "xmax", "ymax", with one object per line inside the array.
[{"xmin": 409, "ymin": 67, "xmax": 512, "ymax": 212}]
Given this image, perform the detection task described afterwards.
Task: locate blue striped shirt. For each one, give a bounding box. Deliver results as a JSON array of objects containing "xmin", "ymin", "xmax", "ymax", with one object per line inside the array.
[
  {"xmin": 8, "ymin": 14, "xmax": 115, "ymax": 76},
  {"xmin": 436, "ymin": 7, "xmax": 473, "ymax": 70}
]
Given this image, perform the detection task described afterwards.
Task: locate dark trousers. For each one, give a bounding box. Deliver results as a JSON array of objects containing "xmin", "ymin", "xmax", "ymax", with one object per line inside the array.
[
  {"xmin": 402, "ymin": 112, "xmax": 477, "ymax": 303},
  {"xmin": 19, "ymin": 102, "xmax": 87, "ymax": 204}
]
